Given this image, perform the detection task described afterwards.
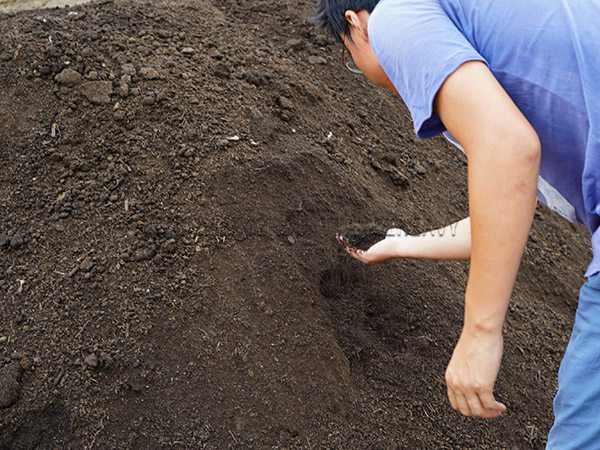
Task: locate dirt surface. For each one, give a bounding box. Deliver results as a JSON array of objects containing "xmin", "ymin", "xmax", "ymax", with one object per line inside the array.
[
  {"xmin": 0, "ymin": 0, "xmax": 593, "ymax": 448},
  {"xmin": 0, "ymin": 0, "xmax": 93, "ymax": 14}
]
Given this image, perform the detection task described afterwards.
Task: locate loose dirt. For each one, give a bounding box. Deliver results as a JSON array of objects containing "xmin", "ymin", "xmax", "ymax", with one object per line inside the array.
[
  {"xmin": 0, "ymin": 0, "xmax": 592, "ymax": 448},
  {"xmin": 0, "ymin": 0, "xmax": 93, "ymax": 14}
]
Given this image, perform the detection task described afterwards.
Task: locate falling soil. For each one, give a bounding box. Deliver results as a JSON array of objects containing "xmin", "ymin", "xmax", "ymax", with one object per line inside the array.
[{"xmin": 0, "ymin": 0, "xmax": 592, "ymax": 448}]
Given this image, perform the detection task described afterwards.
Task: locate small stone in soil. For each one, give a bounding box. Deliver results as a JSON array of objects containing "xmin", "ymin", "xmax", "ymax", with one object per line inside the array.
[
  {"xmin": 9, "ymin": 235, "xmax": 25, "ymax": 248},
  {"xmin": 213, "ymin": 63, "xmax": 231, "ymax": 79},
  {"xmin": 81, "ymin": 47, "xmax": 94, "ymax": 57},
  {"xmin": 139, "ymin": 67, "xmax": 160, "ymax": 80},
  {"xmin": 79, "ymin": 81, "xmax": 113, "ymax": 105},
  {"xmin": 119, "ymin": 83, "xmax": 129, "ymax": 98},
  {"xmin": 126, "ymin": 246, "xmax": 157, "ymax": 262},
  {"xmin": 414, "ymin": 163, "xmax": 427, "ymax": 175},
  {"xmin": 79, "ymin": 257, "xmax": 94, "ymax": 272},
  {"xmin": 157, "ymin": 29, "xmax": 172, "ymax": 39},
  {"xmin": 142, "ymin": 94, "xmax": 156, "ymax": 105},
  {"xmin": 55, "ymin": 68, "xmax": 83, "ymax": 87},
  {"xmin": 86, "ymin": 70, "xmax": 99, "ymax": 80},
  {"xmin": 19, "ymin": 358, "xmax": 33, "ymax": 371},
  {"xmin": 162, "ymin": 238, "xmax": 177, "ymax": 253},
  {"xmin": 208, "ymin": 48, "xmax": 223, "ymax": 60},
  {"xmin": 308, "ymin": 56, "xmax": 327, "ymax": 65},
  {"xmin": 9, "ymin": 235, "xmax": 25, "ymax": 249},
  {"xmin": 285, "ymin": 38, "xmax": 304, "ymax": 51},
  {"xmin": 242, "ymin": 70, "xmax": 266, "ymax": 87},
  {"xmin": 84, "ymin": 354, "xmax": 99, "ymax": 368},
  {"xmin": 277, "ymin": 96, "xmax": 294, "ymax": 110},
  {"xmin": 121, "ymin": 63, "xmax": 136, "ymax": 76}
]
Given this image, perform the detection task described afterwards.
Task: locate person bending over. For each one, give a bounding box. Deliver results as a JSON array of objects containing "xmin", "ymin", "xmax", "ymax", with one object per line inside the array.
[{"xmin": 312, "ymin": 0, "xmax": 600, "ymax": 448}]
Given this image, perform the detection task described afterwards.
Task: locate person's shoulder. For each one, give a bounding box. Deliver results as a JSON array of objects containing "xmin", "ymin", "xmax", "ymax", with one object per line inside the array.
[
  {"xmin": 368, "ymin": 0, "xmax": 412, "ymax": 43},
  {"xmin": 369, "ymin": 0, "xmax": 410, "ymax": 28},
  {"xmin": 371, "ymin": 0, "xmax": 445, "ymax": 53},
  {"xmin": 369, "ymin": 0, "xmax": 446, "ymax": 37}
]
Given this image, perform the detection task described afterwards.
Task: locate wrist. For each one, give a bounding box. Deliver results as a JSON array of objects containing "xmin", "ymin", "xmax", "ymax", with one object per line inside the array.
[
  {"xmin": 463, "ymin": 298, "xmax": 506, "ymax": 335},
  {"xmin": 463, "ymin": 318, "xmax": 503, "ymax": 336},
  {"xmin": 393, "ymin": 235, "xmax": 418, "ymax": 258}
]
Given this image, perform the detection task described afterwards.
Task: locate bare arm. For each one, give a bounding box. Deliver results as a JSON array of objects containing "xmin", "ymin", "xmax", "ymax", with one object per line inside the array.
[
  {"xmin": 435, "ymin": 61, "xmax": 540, "ymax": 418},
  {"xmin": 437, "ymin": 61, "xmax": 540, "ymax": 335},
  {"xmin": 398, "ymin": 216, "xmax": 471, "ymax": 260},
  {"xmin": 337, "ymin": 217, "xmax": 471, "ymax": 264}
]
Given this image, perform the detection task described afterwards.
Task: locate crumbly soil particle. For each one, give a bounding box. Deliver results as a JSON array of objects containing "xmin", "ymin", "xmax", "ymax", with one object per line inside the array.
[
  {"xmin": 0, "ymin": 364, "xmax": 23, "ymax": 409},
  {"xmin": 0, "ymin": 0, "xmax": 591, "ymax": 448}
]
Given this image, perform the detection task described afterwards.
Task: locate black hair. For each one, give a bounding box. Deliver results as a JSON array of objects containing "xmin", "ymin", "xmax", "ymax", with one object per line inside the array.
[{"xmin": 311, "ymin": 0, "xmax": 380, "ymax": 42}]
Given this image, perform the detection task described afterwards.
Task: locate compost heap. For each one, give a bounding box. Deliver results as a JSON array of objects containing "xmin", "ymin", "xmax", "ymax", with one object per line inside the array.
[{"xmin": 0, "ymin": 0, "xmax": 592, "ymax": 448}]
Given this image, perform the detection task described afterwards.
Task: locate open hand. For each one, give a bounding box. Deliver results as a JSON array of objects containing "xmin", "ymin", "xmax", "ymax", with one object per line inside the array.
[
  {"xmin": 445, "ymin": 326, "xmax": 507, "ymax": 419},
  {"xmin": 336, "ymin": 229, "xmax": 407, "ymax": 265}
]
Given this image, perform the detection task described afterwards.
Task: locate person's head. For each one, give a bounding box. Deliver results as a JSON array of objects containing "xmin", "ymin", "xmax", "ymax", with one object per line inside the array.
[{"xmin": 311, "ymin": 0, "xmax": 394, "ymax": 90}]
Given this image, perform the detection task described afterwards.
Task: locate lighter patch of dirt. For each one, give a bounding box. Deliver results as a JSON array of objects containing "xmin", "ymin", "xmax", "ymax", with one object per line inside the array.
[{"xmin": 0, "ymin": 0, "xmax": 92, "ymax": 13}]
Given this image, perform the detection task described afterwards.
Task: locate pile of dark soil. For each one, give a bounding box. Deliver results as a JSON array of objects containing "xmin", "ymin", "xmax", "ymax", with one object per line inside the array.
[{"xmin": 0, "ymin": 0, "xmax": 592, "ymax": 448}]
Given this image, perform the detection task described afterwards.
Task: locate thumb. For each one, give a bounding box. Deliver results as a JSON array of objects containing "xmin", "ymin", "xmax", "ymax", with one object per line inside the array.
[{"xmin": 480, "ymin": 391, "xmax": 506, "ymax": 413}]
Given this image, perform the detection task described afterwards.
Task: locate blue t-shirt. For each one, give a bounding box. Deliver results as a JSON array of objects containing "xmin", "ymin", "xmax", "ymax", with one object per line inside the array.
[{"xmin": 369, "ymin": 0, "xmax": 600, "ymax": 277}]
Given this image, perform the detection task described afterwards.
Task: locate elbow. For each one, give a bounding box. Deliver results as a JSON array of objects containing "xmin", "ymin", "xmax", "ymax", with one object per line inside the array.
[
  {"xmin": 506, "ymin": 129, "xmax": 541, "ymax": 194},
  {"xmin": 475, "ymin": 128, "xmax": 541, "ymax": 194},
  {"xmin": 518, "ymin": 131, "xmax": 541, "ymax": 167},
  {"xmin": 511, "ymin": 128, "xmax": 541, "ymax": 167},
  {"xmin": 490, "ymin": 128, "xmax": 541, "ymax": 176}
]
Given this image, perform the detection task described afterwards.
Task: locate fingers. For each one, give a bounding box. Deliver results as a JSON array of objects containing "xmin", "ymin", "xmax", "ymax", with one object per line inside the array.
[
  {"xmin": 445, "ymin": 328, "xmax": 506, "ymax": 419},
  {"xmin": 447, "ymin": 386, "xmax": 458, "ymax": 411},
  {"xmin": 478, "ymin": 391, "xmax": 507, "ymax": 417},
  {"xmin": 447, "ymin": 385, "xmax": 506, "ymax": 419},
  {"xmin": 446, "ymin": 369, "xmax": 505, "ymax": 419},
  {"xmin": 335, "ymin": 233, "xmax": 349, "ymax": 247},
  {"xmin": 454, "ymin": 391, "xmax": 472, "ymax": 417},
  {"xmin": 465, "ymin": 391, "xmax": 487, "ymax": 418},
  {"xmin": 336, "ymin": 233, "xmax": 370, "ymax": 264},
  {"xmin": 336, "ymin": 233, "xmax": 354, "ymax": 253}
]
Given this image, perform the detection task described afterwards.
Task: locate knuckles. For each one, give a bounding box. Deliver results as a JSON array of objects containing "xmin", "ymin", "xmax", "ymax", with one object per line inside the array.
[{"xmin": 445, "ymin": 375, "xmax": 488, "ymax": 393}]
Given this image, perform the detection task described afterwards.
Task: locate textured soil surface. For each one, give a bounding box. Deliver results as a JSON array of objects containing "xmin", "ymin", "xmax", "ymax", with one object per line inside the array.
[
  {"xmin": 0, "ymin": 0, "xmax": 93, "ymax": 14},
  {"xmin": 0, "ymin": 0, "xmax": 593, "ymax": 448}
]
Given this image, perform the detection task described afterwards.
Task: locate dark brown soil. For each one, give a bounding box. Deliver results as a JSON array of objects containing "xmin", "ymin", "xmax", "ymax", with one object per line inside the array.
[{"xmin": 0, "ymin": 0, "xmax": 592, "ymax": 448}]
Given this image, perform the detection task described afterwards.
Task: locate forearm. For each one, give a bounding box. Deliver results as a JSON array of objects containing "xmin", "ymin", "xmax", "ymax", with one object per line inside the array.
[
  {"xmin": 395, "ymin": 217, "xmax": 471, "ymax": 260},
  {"xmin": 464, "ymin": 141, "xmax": 540, "ymax": 333},
  {"xmin": 432, "ymin": 61, "xmax": 541, "ymax": 335}
]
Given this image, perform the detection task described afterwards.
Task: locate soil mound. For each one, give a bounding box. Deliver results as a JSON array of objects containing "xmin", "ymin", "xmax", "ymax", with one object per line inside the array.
[{"xmin": 0, "ymin": 0, "xmax": 591, "ymax": 448}]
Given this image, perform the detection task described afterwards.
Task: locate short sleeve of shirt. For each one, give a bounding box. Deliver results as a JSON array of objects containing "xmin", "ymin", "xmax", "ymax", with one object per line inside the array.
[{"xmin": 368, "ymin": 0, "xmax": 487, "ymax": 138}]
